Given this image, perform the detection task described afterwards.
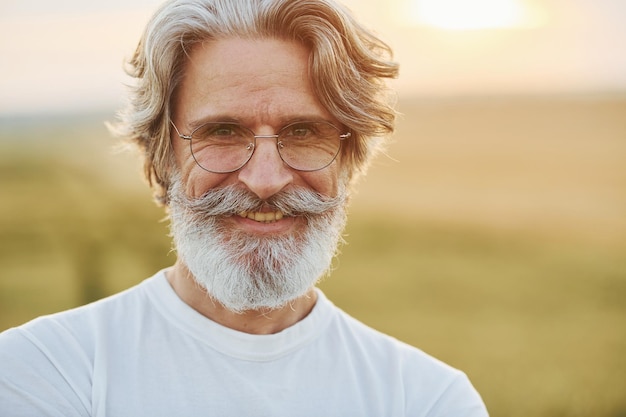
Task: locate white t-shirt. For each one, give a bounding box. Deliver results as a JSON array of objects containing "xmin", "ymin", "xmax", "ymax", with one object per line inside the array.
[{"xmin": 0, "ymin": 270, "xmax": 488, "ymax": 416}]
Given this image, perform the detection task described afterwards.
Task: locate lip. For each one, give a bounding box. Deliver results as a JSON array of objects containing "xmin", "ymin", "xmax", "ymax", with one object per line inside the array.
[
  {"xmin": 237, "ymin": 210, "xmax": 284, "ymax": 223},
  {"xmin": 228, "ymin": 212, "xmax": 300, "ymax": 235}
]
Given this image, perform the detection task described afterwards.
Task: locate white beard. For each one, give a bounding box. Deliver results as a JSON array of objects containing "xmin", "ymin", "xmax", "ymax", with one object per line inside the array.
[{"xmin": 167, "ymin": 177, "xmax": 348, "ymax": 313}]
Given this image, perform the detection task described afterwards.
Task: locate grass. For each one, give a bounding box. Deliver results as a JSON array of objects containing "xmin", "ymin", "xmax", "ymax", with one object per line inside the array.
[{"xmin": 1, "ymin": 95, "xmax": 625, "ymax": 417}]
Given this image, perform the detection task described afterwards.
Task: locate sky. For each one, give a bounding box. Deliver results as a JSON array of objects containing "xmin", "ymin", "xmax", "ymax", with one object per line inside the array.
[{"xmin": 1, "ymin": 0, "xmax": 626, "ymax": 116}]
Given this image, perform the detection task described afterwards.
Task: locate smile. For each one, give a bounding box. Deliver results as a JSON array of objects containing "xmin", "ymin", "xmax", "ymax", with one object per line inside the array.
[{"xmin": 237, "ymin": 210, "xmax": 285, "ymax": 223}]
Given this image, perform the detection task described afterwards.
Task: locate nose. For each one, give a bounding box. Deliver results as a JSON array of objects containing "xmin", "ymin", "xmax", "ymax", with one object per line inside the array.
[{"xmin": 238, "ymin": 137, "xmax": 294, "ymax": 200}]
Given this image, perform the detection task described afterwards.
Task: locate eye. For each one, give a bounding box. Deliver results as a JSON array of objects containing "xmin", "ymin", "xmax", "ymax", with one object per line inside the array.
[
  {"xmin": 208, "ymin": 124, "xmax": 238, "ymax": 136},
  {"xmin": 292, "ymin": 126, "xmax": 310, "ymax": 136},
  {"xmin": 193, "ymin": 123, "xmax": 248, "ymax": 141},
  {"xmin": 284, "ymin": 123, "xmax": 316, "ymax": 138}
]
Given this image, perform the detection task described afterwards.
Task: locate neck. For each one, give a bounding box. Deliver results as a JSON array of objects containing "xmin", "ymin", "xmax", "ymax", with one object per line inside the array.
[{"xmin": 165, "ymin": 262, "xmax": 318, "ymax": 335}]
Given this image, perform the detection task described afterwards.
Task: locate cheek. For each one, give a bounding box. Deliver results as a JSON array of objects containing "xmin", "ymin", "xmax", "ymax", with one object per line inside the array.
[
  {"xmin": 298, "ymin": 163, "xmax": 342, "ymax": 198},
  {"xmin": 184, "ymin": 165, "xmax": 240, "ymax": 198},
  {"xmin": 173, "ymin": 137, "xmax": 231, "ymax": 197}
]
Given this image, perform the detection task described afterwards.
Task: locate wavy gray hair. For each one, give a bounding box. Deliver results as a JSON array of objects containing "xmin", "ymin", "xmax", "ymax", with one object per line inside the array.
[{"xmin": 112, "ymin": 0, "xmax": 399, "ymax": 205}]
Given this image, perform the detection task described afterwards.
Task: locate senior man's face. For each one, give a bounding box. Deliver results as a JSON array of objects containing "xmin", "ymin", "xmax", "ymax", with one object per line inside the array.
[{"xmin": 169, "ymin": 38, "xmax": 348, "ymax": 312}]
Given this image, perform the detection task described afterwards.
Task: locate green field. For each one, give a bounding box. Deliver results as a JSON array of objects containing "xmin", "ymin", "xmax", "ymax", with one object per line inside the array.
[{"xmin": 1, "ymin": 96, "xmax": 625, "ymax": 417}]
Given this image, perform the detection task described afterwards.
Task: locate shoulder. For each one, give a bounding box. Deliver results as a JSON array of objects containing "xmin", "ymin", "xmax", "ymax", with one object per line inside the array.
[
  {"xmin": 325, "ymin": 303, "xmax": 441, "ymax": 369},
  {"xmin": 9, "ymin": 275, "xmax": 151, "ymax": 340},
  {"xmin": 1, "ymin": 271, "xmax": 162, "ymax": 354},
  {"xmin": 323, "ymin": 299, "xmax": 488, "ymax": 416},
  {"xmin": 0, "ymin": 272, "xmax": 163, "ymax": 416}
]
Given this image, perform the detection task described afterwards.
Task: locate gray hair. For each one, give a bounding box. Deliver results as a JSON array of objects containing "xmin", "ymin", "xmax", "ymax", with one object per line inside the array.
[{"xmin": 112, "ymin": 0, "xmax": 399, "ymax": 205}]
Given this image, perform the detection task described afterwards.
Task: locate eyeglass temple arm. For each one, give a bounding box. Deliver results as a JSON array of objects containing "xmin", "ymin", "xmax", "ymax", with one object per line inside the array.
[
  {"xmin": 170, "ymin": 119, "xmax": 351, "ymax": 141},
  {"xmin": 169, "ymin": 120, "xmax": 192, "ymax": 140}
]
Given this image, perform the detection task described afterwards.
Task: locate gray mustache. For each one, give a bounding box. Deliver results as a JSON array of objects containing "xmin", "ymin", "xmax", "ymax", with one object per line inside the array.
[{"xmin": 169, "ymin": 184, "xmax": 346, "ymax": 218}]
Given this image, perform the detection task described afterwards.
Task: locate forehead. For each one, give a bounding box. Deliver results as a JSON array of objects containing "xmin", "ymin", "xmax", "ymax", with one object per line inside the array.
[{"xmin": 173, "ymin": 38, "xmax": 335, "ymax": 129}]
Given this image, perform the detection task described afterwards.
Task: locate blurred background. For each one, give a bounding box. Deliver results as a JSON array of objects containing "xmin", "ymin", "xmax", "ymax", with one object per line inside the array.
[{"xmin": 1, "ymin": 0, "xmax": 625, "ymax": 416}]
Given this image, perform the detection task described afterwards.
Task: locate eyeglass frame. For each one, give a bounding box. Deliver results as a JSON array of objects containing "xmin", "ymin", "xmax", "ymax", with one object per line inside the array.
[{"xmin": 169, "ymin": 119, "xmax": 352, "ymax": 174}]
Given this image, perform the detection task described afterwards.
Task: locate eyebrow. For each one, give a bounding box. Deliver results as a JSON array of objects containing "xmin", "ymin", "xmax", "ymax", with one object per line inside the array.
[{"xmin": 186, "ymin": 114, "xmax": 336, "ymax": 132}]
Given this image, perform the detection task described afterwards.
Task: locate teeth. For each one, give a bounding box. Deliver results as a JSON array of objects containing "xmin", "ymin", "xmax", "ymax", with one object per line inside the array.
[{"xmin": 237, "ymin": 211, "xmax": 285, "ymax": 223}]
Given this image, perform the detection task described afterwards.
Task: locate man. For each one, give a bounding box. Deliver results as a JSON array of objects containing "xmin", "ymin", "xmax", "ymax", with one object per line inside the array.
[{"xmin": 0, "ymin": 0, "xmax": 488, "ymax": 415}]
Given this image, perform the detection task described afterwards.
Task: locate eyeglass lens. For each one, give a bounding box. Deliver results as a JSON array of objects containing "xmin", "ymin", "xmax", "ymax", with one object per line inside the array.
[{"xmin": 187, "ymin": 121, "xmax": 344, "ymax": 173}]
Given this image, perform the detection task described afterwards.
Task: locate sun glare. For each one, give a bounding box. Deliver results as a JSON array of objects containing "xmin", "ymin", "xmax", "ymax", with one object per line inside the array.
[{"xmin": 410, "ymin": 0, "xmax": 541, "ymax": 30}]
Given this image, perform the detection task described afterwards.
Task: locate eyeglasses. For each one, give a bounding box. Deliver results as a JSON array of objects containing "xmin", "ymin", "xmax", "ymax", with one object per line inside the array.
[{"xmin": 170, "ymin": 120, "xmax": 351, "ymax": 173}]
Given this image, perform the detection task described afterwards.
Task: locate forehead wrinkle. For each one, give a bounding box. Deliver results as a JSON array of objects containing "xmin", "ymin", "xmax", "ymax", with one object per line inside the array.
[
  {"xmin": 228, "ymin": 61, "xmax": 313, "ymax": 126},
  {"xmin": 250, "ymin": 97, "xmax": 279, "ymax": 128},
  {"xmin": 178, "ymin": 38, "xmax": 334, "ymax": 131},
  {"xmin": 184, "ymin": 87, "xmax": 336, "ymax": 132}
]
